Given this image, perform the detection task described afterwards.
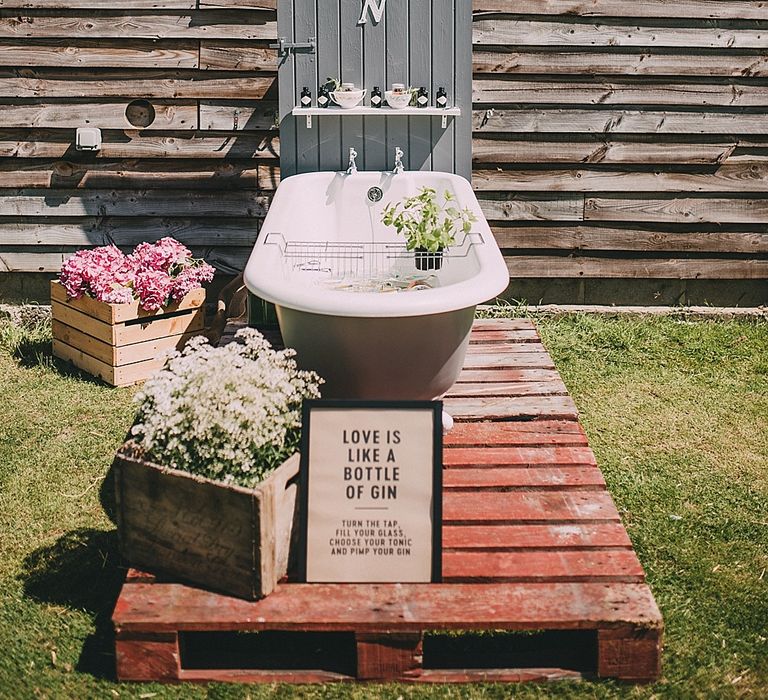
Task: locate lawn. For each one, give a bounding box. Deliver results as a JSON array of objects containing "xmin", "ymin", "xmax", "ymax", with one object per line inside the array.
[{"xmin": 0, "ymin": 312, "xmax": 766, "ymax": 699}]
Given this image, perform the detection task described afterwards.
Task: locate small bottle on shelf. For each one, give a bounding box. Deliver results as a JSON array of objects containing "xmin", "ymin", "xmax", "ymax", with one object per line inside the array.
[
  {"xmin": 317, "ymin": 85, "xmax": 330, "ymax": 108},
  {"xmin": 436, "ymin": 87, "xmax": 448, "ymax": 109},
  {"xmin": 416, "ymin": 87, "xmax": 429, "ymax": 108},
  {"xmin": 371, "ymin": 86, "xmax": 382, "ymax": 108},
  {"xmin": 300, "ymin": 86, "xmax": 312, "ymax": 108}
]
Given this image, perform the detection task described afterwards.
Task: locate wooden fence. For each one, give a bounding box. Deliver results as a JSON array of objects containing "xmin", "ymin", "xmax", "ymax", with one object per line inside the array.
[{"xmin": 1, "ymin": 1, "xmax": 767, "ymax": 304}]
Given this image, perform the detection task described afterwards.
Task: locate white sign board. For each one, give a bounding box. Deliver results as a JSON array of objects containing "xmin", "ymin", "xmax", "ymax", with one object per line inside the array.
[{"xmin": 300, "ymin": 400, "xmax": 442, "ymax": 583}]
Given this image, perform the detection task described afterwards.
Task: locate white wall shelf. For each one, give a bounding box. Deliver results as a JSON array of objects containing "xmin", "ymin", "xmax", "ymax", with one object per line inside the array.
[{"xmin": 293, "ymin": 106, "xmax": 460, "ymax": 129}]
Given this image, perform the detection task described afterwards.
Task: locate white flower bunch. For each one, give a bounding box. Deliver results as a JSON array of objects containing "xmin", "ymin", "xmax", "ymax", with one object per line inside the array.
[{"xmin": 131, "ymin": 328, "xmax": 322, "ymax": 488}]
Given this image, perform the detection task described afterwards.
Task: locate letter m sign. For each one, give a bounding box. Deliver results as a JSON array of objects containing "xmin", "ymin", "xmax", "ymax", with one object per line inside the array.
[{"xmin": 358, "ymin": 0, "xmax": 386, "ymax": 25}]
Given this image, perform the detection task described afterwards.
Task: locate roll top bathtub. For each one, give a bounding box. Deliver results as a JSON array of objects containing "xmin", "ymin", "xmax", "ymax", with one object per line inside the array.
[{"xmin": 243, "ymin": 170, "xmax": 509, "ymax": 400}]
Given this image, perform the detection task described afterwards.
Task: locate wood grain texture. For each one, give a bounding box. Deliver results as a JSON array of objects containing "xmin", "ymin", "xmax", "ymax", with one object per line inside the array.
[
  {"xmin": 472, "ymin": 18, "xmax": 768, "ymax": 49},
  {"xmin": 504, "ymin": 255, "xmax": 768, "ymax": 279},
  {"xmin": 0, "ymin": 130, "xmax": 279, "ymax": 159},
  {"xmin": 0, "ymin": 159, "xmax": 279, "ymax": 190},
  {"xmin": 0, "ymin": 69, "xmax": 275, "ymax": 99},
  {"xmin": 0, "ymin": 11, "xmax": 277, "ymax": 40},
  {"xmin": 0, "ymin": 101, "xmax": 197, "ymax": 129},
  {"xmin": 472, "ymin": 50, "xmax": 768, "ymax": 77},
  {"xmin": 472, "ymin": 1, "xmax": 768, "ymax": 20},
  {"xmin": 473, "ymin": 109, "xmax": 768, "ymax": 135},
  {"xmin": 493, "ymin": 226, "xmax": 768, "ymax": 254},
  {"xmin": 0, "ymin": 39, "xmax": 199, "ymax": 68}
]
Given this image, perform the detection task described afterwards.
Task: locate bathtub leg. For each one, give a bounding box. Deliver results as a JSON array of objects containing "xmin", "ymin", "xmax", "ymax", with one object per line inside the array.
[{"xmin": 442, "ymin": 411, "xmax": 455, "ymax": 434}]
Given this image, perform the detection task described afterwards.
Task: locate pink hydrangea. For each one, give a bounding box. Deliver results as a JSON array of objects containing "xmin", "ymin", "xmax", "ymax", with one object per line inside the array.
[
  {"xmin": 59, "ymin": 238, "xmax": 214, "ymax": 310},
  {"xmin": 134, "ymin": 269, "xmax": 175, "ymax": 312},
  {"xmin": 60, "ymin": 245, "xmax": 135, "ymax": 302},
  {"xmin": 100, "ymin": 286, "xmax": 135, "ymax": 305},
  {"xmin": 132, "ymin": 237, "xmax": 192, "ymax": 273},
  {"xmin": 170, "ymin": 262, "xmax": 215, "ymax": 302}
]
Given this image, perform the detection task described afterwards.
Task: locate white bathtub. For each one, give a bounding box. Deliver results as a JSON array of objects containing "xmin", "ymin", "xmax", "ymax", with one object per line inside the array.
[{"xmin": 243, "ymin": 171, "xmax": 509, "ymax": 400}]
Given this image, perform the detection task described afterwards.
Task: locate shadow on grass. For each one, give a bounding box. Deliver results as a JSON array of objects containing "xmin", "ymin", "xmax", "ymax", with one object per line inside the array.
[
  {"xmin": 12, "ymin": 338, "xmax": 114, "ymax": 388},
  {"xmin": 21, "ymin": 528, "xmax": 127, "ymax": 680}
]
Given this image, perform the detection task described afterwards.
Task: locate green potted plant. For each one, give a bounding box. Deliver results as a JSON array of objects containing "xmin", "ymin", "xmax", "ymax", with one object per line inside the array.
[{"xmin": 382, "ymin": 186, "xmax": 477, "ymax": 270}]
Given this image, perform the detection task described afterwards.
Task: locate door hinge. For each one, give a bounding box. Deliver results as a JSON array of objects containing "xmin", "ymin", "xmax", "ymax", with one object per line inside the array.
[{"xmin": 270, "ymin": 37, "xmax": 316, "ymax": 57}]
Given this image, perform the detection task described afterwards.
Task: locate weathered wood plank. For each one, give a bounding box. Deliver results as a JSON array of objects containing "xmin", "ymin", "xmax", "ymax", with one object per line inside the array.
[
  {"xmin": 200, "ymin": 41, "xmax": 277, "ymax": 71},
  {"xmin": 443, "ymin": 550, "xmax": 644, "ymax": 583},
  {"xmin": 0, "ymin": 0, "xmax": 196, "ymax": 10},
  {"xmin": 445, "ymin": 381, "xmax": 567, "ymax": 398},
  {"xmin": 445, "ymin": 395, "xmax": 579, "ymax": 421},
  {"xmin": 0, "ymin": 0, "xmax": 195, "ymax": 6},
  {"xmin": 504, "ymin": 255, "xmax": 768, "ymax": 279},
  {"xmin": 472, "ymin": 50, "xmax": 768, "ymax": 77},
  {"xmin": 443, "ymin": 465, "xmax": 605, "ymax": 489},
  {"xmin": 472, "ymin": 19, "xmax": 768, "ymax": 50},
  {"xmin": 442, "ymin": 523, "xmax": 630, "ymax": 549},
  {"xmin": 472, "ymin": 137, "xmax": 736, "ymax": 165},
  {"xmin": 473, "ymin": 108, "xmax": 768, "ymax": 135},
  {"xmin": 443, "ymin": 490, "xmax": 619, "ymax": 523},
  {"xmin": 443, "ymin": 420, "xmax": 588, "ymax": 448},
  {"xmin": 456, "ymin": 368, "xmax": 564, "ymax": 383},
  {"xmin": 472, "ymin": 1, "xmax": 768, "ymax": 20},
  {"xmin": 0, "ymin": 159, "xmax": 279, "ymax": 190},
  {"xmin": 473, "ymin": 79, "xmax": 768, "ymax": 108},
  {"xmin": 473, "ymin": 164, "xmax": 768, "ymax": 193},
  {"xmin": 0, "ymin": 11, "xmax": 277, "ymax": 40},
  {"xmin": 0, "ymin": 70, "xmax": 276, "ymax": 99},
  {"xmin": 0, "ymin": 218, "xmax": 259, "ymax": 246},
  {"xmin": 585, "ymin": 196, "xmax": 768, "ymax": 224},
  {"xmin": 479, "ymin": 194, "xmax": 584, "ymax": 221},
  {"xmin": 465, "ymin": 341, "xmax": 546, "ymax": 353},
  {"xmin": 0, "ymin": 39, "xmax": 199, "ymax": 68},
  {"xmin": 199, "ymin": 101, "xmax": 278, "ymax": 131},
  {"xmin": 461, "ymin": 351, "xmax": 556, "ymax": 369},
  {"xmin": 0, "ymin": 101, "xmax": 197, "ymax": 129},
  {"xmin": 444, "ymin": 446, "xmax": 597, "ymax": 467},
  {"xmin": 0, "ymin": 130, "xmax": 279, "ymax": 159},
  {"xmin": 0, "ymin": 247, "xmax": 252, "ymax": 272},
  {"xmin": 492, "ymin": 226, "xmax": 768, "ymax": 254},
  {"xmin": 0, "ymin": 189, "xmax": 270, "ymax": 217},
  {"xmin": 113, "ymin": 580, "xmax": 662, "ymax": 632}
]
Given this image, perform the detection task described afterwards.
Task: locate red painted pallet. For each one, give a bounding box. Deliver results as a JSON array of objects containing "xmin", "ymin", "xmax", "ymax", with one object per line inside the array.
[{"xmin": 112, "ymin": 318, "xmax": 663, "ymax": 685}]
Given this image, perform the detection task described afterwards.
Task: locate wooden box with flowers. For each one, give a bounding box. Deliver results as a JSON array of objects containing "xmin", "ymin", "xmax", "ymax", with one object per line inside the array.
[
  {"xmin": 113, "ymin": 327, "xmax": 322, "ymax": 600},
  {"xmin": 51, "ymin": 239, "xmax": 214, "ymax": 387}
]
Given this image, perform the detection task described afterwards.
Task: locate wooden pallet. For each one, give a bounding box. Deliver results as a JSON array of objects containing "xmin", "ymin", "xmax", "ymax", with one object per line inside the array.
[{"xmin": 112, "ymin": 318, "xmax": 663, "ymax": 685}]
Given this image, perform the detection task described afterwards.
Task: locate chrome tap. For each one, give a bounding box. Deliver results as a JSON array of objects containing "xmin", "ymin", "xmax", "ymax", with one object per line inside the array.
[
  {"xmin": 393, "ymin": 146, "xmax": 404, "ymax": 175},
  {"xmin": 346, "ymin": 147, "xmax": 358, "ymax": 175}
]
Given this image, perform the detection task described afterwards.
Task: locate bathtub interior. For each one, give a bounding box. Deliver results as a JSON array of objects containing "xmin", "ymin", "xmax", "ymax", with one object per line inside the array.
[{"xmin": 258, "ymin": 171, "xmax": 484, "ymax": 292}]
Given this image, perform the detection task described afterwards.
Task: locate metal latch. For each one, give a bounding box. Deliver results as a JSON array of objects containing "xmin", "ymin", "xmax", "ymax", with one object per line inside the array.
[{"xmin": 269, "ymin": 37, "xmax": 316, "ymax": 57}]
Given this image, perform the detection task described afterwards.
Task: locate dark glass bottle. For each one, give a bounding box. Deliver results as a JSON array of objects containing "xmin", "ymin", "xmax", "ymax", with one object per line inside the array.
[
  {"xmin": 317, "ymin": 85, "xmax": 330, "ymax": 108},
  {"xmin": 436, "ymin": 87, "xmax": 448, "ymax": 109},
  {"xmin": 300, "ymin": 86, "xmax": 312, "ymax": 108},
  {"xmin": 371, "ymin": 86, "xmax": 382, "ymax": 108},
  {"xmin": 416, "ymin": 87, "xmax": 429, "ymax": 108}
]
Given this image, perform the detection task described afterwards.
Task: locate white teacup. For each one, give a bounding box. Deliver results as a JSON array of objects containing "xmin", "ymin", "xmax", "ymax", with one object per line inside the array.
[
  {"xmin": 330, "ymin": 89, "xmax": 366, "ymax": 109},
  {"xmin": 385, "ymin": 90, "xmax": 412, "ymax": 109}
]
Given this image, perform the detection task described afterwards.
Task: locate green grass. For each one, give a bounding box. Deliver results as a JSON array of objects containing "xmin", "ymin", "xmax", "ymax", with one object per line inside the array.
[{"xmin": 1, "ymin": 313, "xmax": 766, "ymax": 699}]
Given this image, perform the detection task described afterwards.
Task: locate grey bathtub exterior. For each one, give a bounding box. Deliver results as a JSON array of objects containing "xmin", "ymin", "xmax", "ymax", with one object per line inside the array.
[{"xmin": 274, "ymin": 305, "xmax": 476, "ymax": 400}]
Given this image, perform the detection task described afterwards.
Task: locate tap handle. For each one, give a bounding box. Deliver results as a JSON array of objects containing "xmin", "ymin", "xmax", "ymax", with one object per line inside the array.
[
  {"xmin": 395, "ymin": 146, "xmax": 403, "ymax": 160},
  {"xmin": 349, "ymin": 147, "xmax": 358, "ymax": 159}
]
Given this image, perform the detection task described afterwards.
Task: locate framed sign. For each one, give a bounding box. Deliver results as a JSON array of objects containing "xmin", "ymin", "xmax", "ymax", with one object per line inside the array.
[{"xmin": 299, "ymin": 400, "xmax": 442, "ymax": 583}]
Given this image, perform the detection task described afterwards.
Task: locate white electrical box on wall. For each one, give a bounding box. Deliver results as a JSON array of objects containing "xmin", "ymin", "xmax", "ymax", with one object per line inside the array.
[{"xmin": 75, "ymin": 127, "xmax": 102, "ymax": 152}]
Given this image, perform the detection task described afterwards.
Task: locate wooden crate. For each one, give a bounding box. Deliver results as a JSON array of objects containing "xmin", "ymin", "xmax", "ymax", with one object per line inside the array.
[
  {"xmin": 50, "ymin": 280, "xmax": 206, "ymax": 387},
  {"xmin": 114, "ymin": 444, "xmax": 300, "ymax": 601},
  {"xmin": 112, "ymin": 318, "xmax": 663, "ymax": 685}
]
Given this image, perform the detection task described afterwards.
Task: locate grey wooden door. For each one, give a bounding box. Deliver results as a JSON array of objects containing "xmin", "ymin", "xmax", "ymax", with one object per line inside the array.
[{"xmin": 278, "ymin": 0, "xmax": 472, "ymax": 179}]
